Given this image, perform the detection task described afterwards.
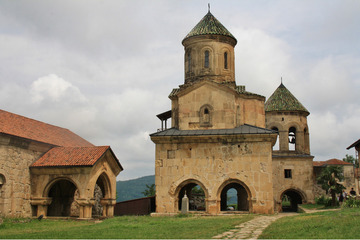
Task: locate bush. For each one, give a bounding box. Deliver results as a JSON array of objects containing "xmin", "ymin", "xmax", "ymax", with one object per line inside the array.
[
  {"xmin": 343, "ymin": 197, "xmax": 360, "ymax": 208},
  {"xmin": 315, "ymin": 195, "xmax": 339, "ymax": 207}
]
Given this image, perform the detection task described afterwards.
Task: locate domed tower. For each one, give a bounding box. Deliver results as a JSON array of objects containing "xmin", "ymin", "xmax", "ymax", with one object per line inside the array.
[
  {"xmin": 169, "ymin": 10, "xmax": 266, "ymax": 130},
  {"xmin": 182, "ymin": 10, "xmax": 237, "ymax": 85},
  {"xmin": 265, "ymin": 83, "xmax": 310, "ymax": 154}
]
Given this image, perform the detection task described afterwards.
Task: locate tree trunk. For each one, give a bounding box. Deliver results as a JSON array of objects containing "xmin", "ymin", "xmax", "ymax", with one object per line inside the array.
[{"xmin": 331, "ymin": 191, "xmax": 336, "ymax": 206}]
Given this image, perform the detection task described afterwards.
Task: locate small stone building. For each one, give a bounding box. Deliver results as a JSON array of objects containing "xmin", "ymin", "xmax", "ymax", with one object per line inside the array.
[
  {"xmin": 150, "ymin": 10, "xmax": 315, "ymax": 215},
  {"xmin": 0, "ymin": 109, "xmax": 122, "ymax": 218}
]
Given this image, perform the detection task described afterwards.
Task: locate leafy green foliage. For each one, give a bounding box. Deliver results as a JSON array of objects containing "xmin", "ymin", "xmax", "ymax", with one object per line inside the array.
[
  {"xmin": 116, "ymin": 175, "xmax": 155, "ymax": 202},
  {"xmin": 141, "ymin": 184, "xmax": 155, "ymax": 197},
  {"xmin": 342, "ymin": 196, "xmax": 360, "ymax": 208},
  {"xmin": 343, "ymin": 154, "xmax": 359, "ymax": 168},
  {"xmin": 317, "ymin": 165, "xmax": 345, "ymax": 206},
  {"xmin": 315, "ymin": 195, "xmax": 339, "ymax": 207}
]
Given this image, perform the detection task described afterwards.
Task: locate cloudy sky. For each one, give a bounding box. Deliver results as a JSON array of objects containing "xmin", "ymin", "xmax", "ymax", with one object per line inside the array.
[{"xmin": 0, "ymin": 0, "xmax": 359, "ymax": 180}]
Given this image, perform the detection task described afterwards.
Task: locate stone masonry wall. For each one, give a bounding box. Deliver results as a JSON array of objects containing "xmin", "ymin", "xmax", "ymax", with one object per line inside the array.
[
  {"xmin": 154, "ymin": 135, "xmax": 275, "ymax": 215},
  {"xmin": 0, "ymin": 135, "xmax": 49, "ymax": 217}
]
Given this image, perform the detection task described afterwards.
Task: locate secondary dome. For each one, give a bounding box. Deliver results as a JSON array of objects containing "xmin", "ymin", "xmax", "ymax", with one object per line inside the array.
[{"xmin": 265, "ymin": 83, "xmax": 309, "ymax": 114}]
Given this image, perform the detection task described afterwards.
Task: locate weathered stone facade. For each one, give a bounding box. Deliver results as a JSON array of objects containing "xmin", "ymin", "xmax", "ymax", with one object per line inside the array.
[
  {"xmin": 151, "ymin": 10, "xmax": 318, "ymax": 215},
  {"xmin": 0, "ymin": 134, "xmax": 50, "ymax": 217}
]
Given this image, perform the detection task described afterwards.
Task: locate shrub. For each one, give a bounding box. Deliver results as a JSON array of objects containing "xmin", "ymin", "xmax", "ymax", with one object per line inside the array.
[
  {"xmin": 315, "ymin": 195, "xmax": 339, "ymax": 207},
  {"xmin": 343, "ymin": 197, "xmax": 360, "ymax": 208}
]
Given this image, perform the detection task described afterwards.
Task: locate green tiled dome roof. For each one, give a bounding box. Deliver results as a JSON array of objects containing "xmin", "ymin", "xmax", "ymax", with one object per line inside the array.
[
  {"xmin": 265, "ymin": 83, "xmax": 309, "ymax": 114},
  {"xmin": 183, "ymin": 11, "xmax": 237, "ymax": 43}
]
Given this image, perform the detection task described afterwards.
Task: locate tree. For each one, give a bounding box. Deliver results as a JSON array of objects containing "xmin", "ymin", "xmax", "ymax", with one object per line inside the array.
[
  {"xmin": 142, "ymin": 184, "xmax": 155, "ymax": 197},
  {"xmin": 343, "ymin": 154, "xmax": 359, "ymax": 168},
  {"xmin": 317, "ymin": 165, "xmax": 345, "ymax": 206}
]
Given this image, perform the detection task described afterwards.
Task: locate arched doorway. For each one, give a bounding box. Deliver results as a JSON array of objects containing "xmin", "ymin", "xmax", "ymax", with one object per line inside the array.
[
  {"xmin": 178, "ymin": 183, "xmax": 206, "ymax": 211},
  {"xmin": 281, "ymin": 189, "xmax": 303, "ymax": 212},
  {"xmin": 220, "ymin": 182, "xmax": 249, "ymax": 211},
  {"xmin": 92, "ymin": 173, "xmax": 111, "ymax": 217},
  {"xmin": 47, "ymin": 179, "xmax": 77, "ymax": 217}
]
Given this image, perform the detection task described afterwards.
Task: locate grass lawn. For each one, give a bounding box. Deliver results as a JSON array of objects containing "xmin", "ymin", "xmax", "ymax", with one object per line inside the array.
[
  {"xmin": 0, "ymin": 214, "xmax": 254, "ymax": 239},
  {"xmin": 260, "ymin": 208, "xmax": 360, "ymax": 239}
]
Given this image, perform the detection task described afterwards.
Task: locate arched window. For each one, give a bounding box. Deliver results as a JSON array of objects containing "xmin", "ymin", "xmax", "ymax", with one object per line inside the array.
[
  {"xmin": 289, "ymin": 127, "xmax": 296, "ymax": 151},
  {"xmin": 204, "ymin": 50, "xmax": 209, "ymax": 68},
  {"xmin": 224, "ymin": 52, "xmax": 228, "ymax": 69},
  {"xmin": 187, "ymin": 52, "xmax": 191, "ymax": 72},
  {"xmin": 272, "ymin": 127, "xmax": 279, "ymax": 151},
  {"xmin": 200, "ymin": 104, "xmax": 213, "ymax": 127}
]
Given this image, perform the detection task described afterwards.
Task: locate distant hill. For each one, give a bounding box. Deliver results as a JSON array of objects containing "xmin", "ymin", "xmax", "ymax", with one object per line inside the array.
[
  {"xmin": 116, "ymin": 175, "xmax": 237, "ymax": 204},
  {"xmin": 116, "ymin": 175, "xmax": 155, "ymax": 202}
]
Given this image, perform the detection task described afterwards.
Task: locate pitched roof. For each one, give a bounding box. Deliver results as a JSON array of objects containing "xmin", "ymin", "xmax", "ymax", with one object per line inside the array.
[
  {"xmin": 182, "ymin": 11, "xmax": 236, "ymax": 43},
  {"xmin": 347, "ymin": 139, "xmax": 360, "ymax": 150},
  {"xmin": 31, "ymin": 146, "xmax": 121, "ymax": 168},
  {"xmin": 313, "ymin": 158, "xmax": 353, "ymax": 167},
  {"xmin": 150, "ymin": 124, "xmax": 276, "ymax": 137},
  {"xmin": 0, "ymin": 109, "xmax": 93, "ymax": 147},
  {"xmin": 265, "ymin": 83, "xmax": 309, "ymax": 114}
]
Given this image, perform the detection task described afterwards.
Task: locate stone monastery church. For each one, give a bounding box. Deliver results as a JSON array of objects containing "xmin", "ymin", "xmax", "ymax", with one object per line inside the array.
[
  {"xmin": 151, "ymin": 10, "xmax": 314, "ymax": 214},
  {"xmin": 2, "ymin": 10, "xmax": 351, "ymax": 219}
]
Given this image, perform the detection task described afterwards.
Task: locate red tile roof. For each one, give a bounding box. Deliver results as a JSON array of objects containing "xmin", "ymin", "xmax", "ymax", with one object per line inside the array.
[
  {"xmin": 0, "ymin": 109, "xmax": 93, "ymax": 147},
  {"xmin": 313, "ymin": 158, "xmax": 353, "ymax": 167},
  {"xmin": 31, "ymin": 146, "xmax": 111, "ymax": 167}
]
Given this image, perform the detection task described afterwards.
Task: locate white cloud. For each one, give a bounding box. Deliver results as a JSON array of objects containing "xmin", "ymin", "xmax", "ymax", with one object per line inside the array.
[{"xmin": 30, "ymin": 74, "xmax": 87, "ymax": 103}]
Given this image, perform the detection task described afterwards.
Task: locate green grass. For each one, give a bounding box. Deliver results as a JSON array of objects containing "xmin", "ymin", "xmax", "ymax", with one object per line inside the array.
[
  {"xmin": 0, "ymin": 214, "xmax": 254, "ymax": 239},
  {"xmin": 300, "ymin": 203, "xmax": 340, "ymax": 210},
  {"xmin": 260, "ymin": 208, "xmax": 360, "ymax": 239}
]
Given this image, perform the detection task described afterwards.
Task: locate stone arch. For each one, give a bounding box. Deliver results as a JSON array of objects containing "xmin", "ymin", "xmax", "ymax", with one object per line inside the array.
[
  {"xmin": 199, "ymin": 104, "xmax": 213, "ymax": 127},
  {"xmin": 45, "ymin": 178, "xmax": 79, "ymax": 217},
  {"xmin": 90, "ymin": 172, "xmax": 111, "ymax": 217},
  {"xmin": 279, "ymin": 188, "xmax": 307, "ymax": 212},
  {"xmin": 217, "ymin": 179, "xmax": 252, "ymax": 212},
  {"xmin": 174, "ymin": 179, "xmax": 208, "ymax": 212}
]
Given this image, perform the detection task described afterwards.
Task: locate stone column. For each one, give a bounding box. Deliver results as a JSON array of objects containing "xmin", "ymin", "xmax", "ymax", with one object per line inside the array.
[
  {"xmin": 100, "ymin": 198, "xmax": 116, "ymax": 217},
  {"xmin": 279, "ymin": 130, "xmax": 289, "ymax": 151},
  {"xmin": 30, "ymin": 197, "xmax": 52, "ymax": 218},
  {"xmin": 76, "ymin": 198, "xmax": 95, "ymax": 219}
]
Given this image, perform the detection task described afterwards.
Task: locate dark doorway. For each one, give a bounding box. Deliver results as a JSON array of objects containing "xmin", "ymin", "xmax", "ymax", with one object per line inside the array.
[
  {"xmin": 220, "ymin": 183, "xmax": 249, "ymax": 211},
  {"xmin": 47, "ymin": 180, "xmax": 77, "ymax": 216},
  {"xmin": 178, "ymin": 183, "xmax": 205, "ymax": 211},
  {"xmin": 282, "ymin": 190, "xmax": 303, "ymax": 212}
]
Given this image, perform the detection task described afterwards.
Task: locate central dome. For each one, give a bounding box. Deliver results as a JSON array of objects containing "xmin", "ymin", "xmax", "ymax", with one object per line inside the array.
[{"xmin": 182, "ymin": 11, "xmax": 237, "ymax": 44}]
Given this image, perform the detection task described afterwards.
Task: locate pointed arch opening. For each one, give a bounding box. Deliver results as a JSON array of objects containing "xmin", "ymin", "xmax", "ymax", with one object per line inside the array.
[
  {"xmin": 47, "ymin": 179, "xmax": 78, "ymax": 217},
  {"xmin": 220, "ymin": 181, "xmax": 250, "ymax": 212}
]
